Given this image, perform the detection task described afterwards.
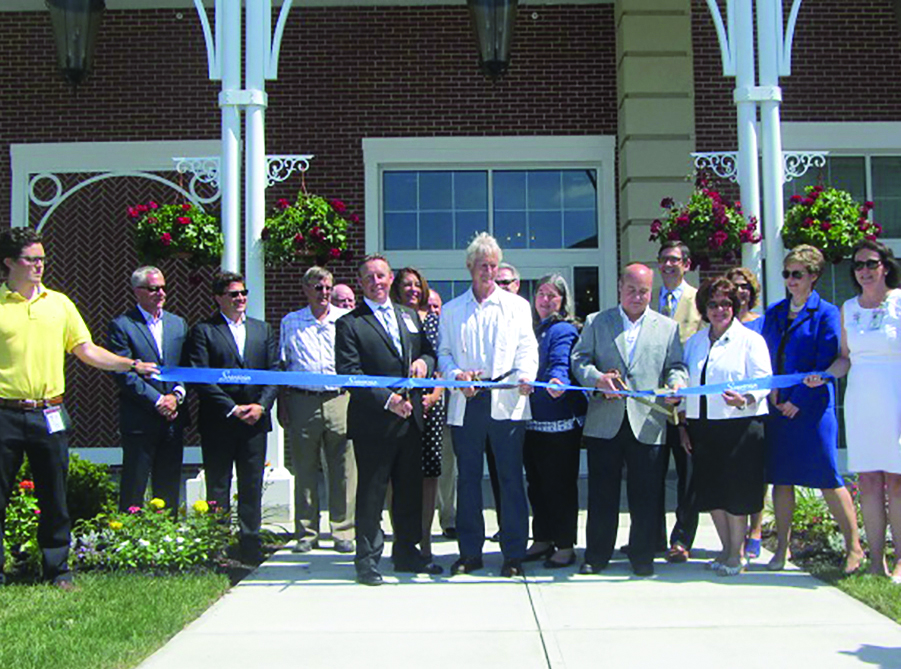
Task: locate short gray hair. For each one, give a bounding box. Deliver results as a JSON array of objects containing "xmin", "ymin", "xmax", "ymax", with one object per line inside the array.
[
  {"xmin": 535, "ymin": 273, "xmax": 575, "ymax": 322},
  {"xmin": 130, "ymin": 266, "xmax": 163, "ymax": 288},
  {"xmin": 303, "ymin": 266, "xmax": 333, "ymax": 286},
  {"xmin": 465, "ymin": 232, "xmax": 503, "ymax": 269},
  {"xmin": 498, "ymin": 262, "xmax": 520, "ymax": 281}
]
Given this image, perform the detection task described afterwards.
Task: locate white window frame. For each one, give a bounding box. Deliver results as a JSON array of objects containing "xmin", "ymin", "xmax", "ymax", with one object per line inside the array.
[
  {"xmin": 363, "ymin": 135, "xmax": 618, "ymax": 307},
  {"xmin": 782, "ymin": 122, "xmax": 901, "ymax": 255}
]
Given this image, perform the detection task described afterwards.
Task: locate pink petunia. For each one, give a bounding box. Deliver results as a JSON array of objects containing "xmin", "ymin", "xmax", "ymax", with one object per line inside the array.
[
  {"xmin": 331, "ymin": 199, "xmax": 347, "ymax": 213},
  {"xmin": 277, "ymin": 198, "xmax": 291, "ymax": 210},
  {"xmin": 160, "ymin": 233, "xmax": 172, "ymax": 246}
]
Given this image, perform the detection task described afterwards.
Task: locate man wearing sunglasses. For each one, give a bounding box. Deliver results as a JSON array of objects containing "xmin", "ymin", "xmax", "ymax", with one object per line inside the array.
[
  {"xmin": 107, "ymin": 266, "xmax": 189, "ymax": 516},
  {"xmin": 187, "ymin": 270, "xmax": 279, "ymax": 565},
  {"xmin": 0, "ymin": 228, "xmax": 158, "ymax": 589},
  {"xmin": 279, "ymin": 266, "xmax": 356, "ymax": 555}
]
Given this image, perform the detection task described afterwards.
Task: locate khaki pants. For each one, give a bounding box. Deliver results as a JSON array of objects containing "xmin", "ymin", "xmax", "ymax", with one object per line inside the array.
[
  {"xmin": 436, "ymin": 424, "xmax": 457, "ymax": 531},
  {"xmin": 284, "ymin": 391, "xmax": 356, "ymax": 542}
]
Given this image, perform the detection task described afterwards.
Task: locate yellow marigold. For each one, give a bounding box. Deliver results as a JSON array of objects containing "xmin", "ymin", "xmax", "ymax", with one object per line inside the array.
[
  {"xmin": 109, "ymin": 520, "xmax": 124, "ymax": 530},
  {"xmin": 192, "ymin": 500, "xmax": 209, "ymax": 515},
  {"xmin": 149, "ymin": 498, "xmax": 166, "ymax": 510}
]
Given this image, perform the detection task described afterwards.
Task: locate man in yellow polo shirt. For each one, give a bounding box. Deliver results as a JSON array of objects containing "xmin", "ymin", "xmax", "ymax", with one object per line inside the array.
[{"xmin": 0, "ymin": 228, "xmax": 158, "ymax": 588}]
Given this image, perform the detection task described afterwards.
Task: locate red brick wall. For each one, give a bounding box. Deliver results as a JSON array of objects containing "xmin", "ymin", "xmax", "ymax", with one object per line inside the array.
[
  {"xmin": 693, "ymin": 0, "xmax": 901, "ymax": 151},
  {"xmin": 0, "ymin": 5, "xmax": 616, "ymax": 446}
]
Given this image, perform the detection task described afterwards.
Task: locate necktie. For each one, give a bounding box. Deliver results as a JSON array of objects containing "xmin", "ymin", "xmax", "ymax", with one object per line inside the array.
[
  {"xmin": 663, "ymin": 292, "xmax": 676, "ymax": 317},
  {"xmin": 378, "ymin": 304, "xmax": 402, "ymax": 355}
]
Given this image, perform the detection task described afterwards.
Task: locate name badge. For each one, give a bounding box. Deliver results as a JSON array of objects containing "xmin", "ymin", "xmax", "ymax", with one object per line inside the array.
[
  {"xmin": 44, "ymin": 406, "xmax": 65, "ymax": 434},
  {"xmin": 402, "ymin": 313, "xmax": 419, "ymax": 334}
]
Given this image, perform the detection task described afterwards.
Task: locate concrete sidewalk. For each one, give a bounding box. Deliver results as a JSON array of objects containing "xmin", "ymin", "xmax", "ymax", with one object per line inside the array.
[{"xmin": 139, "ymin": 511, "xmax": 901, "ymax": 669}]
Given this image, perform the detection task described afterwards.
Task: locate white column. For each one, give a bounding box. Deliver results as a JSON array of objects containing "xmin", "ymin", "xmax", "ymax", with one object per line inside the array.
[
  {"xmin": 219, "ymin": 0, "xmax": 241, "ymax": 272},
  {"xmin": 244, "ymin": 0, "xmax": 267, "ymax": 320},
  {"xmin": 757, "ymin": 0, "xmax": 787, "ymax": 306},
  {"xmin": 733, "ymin": 0, "xmax": 762, "ymax": 292}
]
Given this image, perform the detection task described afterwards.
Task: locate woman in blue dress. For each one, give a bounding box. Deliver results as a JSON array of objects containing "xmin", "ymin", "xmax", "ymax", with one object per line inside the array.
[{"xmin": 761, "ymin": 244, "xmax": 864, "ymax": 573}]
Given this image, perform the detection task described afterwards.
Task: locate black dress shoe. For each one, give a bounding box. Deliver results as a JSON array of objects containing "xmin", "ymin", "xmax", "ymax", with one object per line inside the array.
[
  {"xmin": 357, "ymin": 571, "xmax": 384, "ymax": 586},
  {"xmin": 632, "ymin": 563, "xmax": 655, "ymax": 577},
  {"xmin": 442, "ymin": 527, "xmax": 457, "ymax": 539},
  {"xmin": 543, "ymin": 552, "xmax": 576, "ymax": 569},
  {"xmin": 451, "ymin": 556, "xmax": 484, "ymax": 575},
  {"xmin": 489, "ymin": 531, "xmax": 501, "ymax": 542},
  {"xmin": 500, "ymin": 559, "xmax": 524, "ymax": 578},
  {"xmin": 523, "ymin": 545, "xmax": 554, "ymax": 563},
  {"xmin": 395, "ymin": 561, "xmax": 444, "ymax": 575},
  {"xmin": 578, "ymin": 562, "xmax": 606, "ymax": 575}
]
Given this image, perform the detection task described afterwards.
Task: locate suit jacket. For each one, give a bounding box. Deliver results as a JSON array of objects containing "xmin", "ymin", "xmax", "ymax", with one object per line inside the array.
[
  {"xmin": 654, "ymin": 282, "xmax": 702, "ymax": 345},
  {"xmin": 107, "ymin": 308, "xmax": 189, "ymax": 435},
  {"xmin": 334, "ymin": 302, "xmax": 435, "ymax": 441},
  {"xmin": 186, "ymin": 313, "xmax": 279, "ymax": 436},
  {"xmin": 571, "ymin": 307, "xmax": 687, "ymax": 444}
]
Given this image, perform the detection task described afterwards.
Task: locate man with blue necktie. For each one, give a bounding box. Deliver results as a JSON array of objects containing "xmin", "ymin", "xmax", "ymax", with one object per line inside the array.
[{"xmin": 108, "ymin": 266, "xmax": 189, "ymax": 515}]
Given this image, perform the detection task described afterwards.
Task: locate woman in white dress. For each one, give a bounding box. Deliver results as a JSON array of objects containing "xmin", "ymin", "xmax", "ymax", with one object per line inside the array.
[{"xmin": 806, "ymin": 239, "xmax": 901, "ymax": 580}]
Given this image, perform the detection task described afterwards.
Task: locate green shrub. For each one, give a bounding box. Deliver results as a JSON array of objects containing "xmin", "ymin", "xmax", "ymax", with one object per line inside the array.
[{"xmin": 17, "ymin": 452, "xmax": 116, "ymax": 523}]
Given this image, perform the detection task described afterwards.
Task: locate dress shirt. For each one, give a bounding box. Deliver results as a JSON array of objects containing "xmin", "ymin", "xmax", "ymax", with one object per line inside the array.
[
  {"xmin": 221, "ymin": 312, "xmax": 246, "ymax": 358},
  {"xmin": 659, "ymin": 280, "xmax": 687, "ymax": 316},
  {"xmin": 618, "ymin": 305, "xmax": 647, "ymax": 365},
  {"xmin": 363, "ymin": 297, "xmax": 402, "ymax": 356},
  {"xmin": 137, "ymin": 304, "xmax": 185, "ymax": 403},
  {"xmin": 682, "ymin": 318, "xmax": 771, "ymax": 420},
  {"xmin": 280, "ymin": 305, "xmax": 347, "ymax": 391}
]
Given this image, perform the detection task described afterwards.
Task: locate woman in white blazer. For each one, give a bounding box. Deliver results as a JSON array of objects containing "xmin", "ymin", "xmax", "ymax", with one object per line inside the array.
[{"xmin": 679, "ymin": 276, "xmax": 771, "ymax": 576}]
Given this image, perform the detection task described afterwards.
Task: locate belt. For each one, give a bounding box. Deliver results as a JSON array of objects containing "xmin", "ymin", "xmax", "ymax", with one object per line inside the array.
[{"xmin": 0, "ymin": 395, "xmax": 64, "ymax": 411}]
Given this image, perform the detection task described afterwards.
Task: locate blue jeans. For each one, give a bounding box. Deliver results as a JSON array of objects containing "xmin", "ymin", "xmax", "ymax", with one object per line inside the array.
[{"xmin": 451, "ymin": 394, "xmax": 527, "ymax": 560}]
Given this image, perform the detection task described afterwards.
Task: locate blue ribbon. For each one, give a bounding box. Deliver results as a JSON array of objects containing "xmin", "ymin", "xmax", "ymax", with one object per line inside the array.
[{"xmin": 156, "ymin": 366, "xmax": 830, "ymax": 398}]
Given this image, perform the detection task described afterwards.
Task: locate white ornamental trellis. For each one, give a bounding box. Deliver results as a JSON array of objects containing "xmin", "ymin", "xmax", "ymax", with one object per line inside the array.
[{"xmin": 690, "ymin": 150, "xmax": 828, "ymax": 184}]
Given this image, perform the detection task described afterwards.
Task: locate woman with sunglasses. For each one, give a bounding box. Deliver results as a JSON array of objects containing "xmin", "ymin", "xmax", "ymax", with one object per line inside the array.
[
  {"xmin": 806, "ymin": 239, "xmax": 901, "ymax": 580},
  {"xmin": 725, "ymin": 267, "xmax": 763, "ymax": 334},
  {"xmin": 678, "ymin": 277, "xmax": 771, "ymax": 576},
  {"xmin": 761, "ymin": 245, "xmax": 863, "ymax": 573}
]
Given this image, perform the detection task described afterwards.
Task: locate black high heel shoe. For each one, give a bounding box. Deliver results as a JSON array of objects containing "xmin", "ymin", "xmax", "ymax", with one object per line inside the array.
[{"xmin": 523, "ymin": 545, "xmax": 554, "ymax": 563}]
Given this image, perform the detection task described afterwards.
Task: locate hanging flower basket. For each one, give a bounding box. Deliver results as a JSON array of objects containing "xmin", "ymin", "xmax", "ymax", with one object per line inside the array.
[
  {"xmin": 127, "ymin": 202, "xmax": 223, "ymax": 268},
  {"xmin": 782, "ymin": 185, "xmax": 880, "ymax": 264},
  {"xmin": 261, "ymin": 191, "xmax": 357, "ymax": 267},
  {"xmin": 649, "ymin": 177, "xmax": 759, "ymax": 270}
]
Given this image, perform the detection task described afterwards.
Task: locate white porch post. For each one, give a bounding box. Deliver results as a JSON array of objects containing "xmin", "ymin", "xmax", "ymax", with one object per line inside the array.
[
  {"xmin": 219, "ymin": 0, "xmax": 242, "ymax": 272},
  {"xmin": 244, "ymin": 0, "xmax": 267, "ymax": 319}
]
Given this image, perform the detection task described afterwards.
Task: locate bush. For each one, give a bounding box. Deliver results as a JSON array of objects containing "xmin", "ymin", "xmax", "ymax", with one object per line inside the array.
[{"xmin": 16, "ymin": 452, "xmax": 116, "ymax": 524}]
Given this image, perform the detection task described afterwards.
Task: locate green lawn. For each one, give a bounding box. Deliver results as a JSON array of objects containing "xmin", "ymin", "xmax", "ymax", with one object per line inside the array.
[{"xmin": 0, "ymin": 572, "xmax": 229, "ymax": 669}]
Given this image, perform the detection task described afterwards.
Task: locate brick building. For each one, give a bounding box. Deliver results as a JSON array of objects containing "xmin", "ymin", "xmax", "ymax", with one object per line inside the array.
[{"xmin": 2, "ymin": 0, "xmax": 900, "ymax": 448}]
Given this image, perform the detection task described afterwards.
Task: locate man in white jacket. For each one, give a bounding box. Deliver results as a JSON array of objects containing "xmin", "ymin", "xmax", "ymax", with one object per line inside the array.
[{"xmin": 438, "ymin": 233, "xmax": 538, "ymax": 577}]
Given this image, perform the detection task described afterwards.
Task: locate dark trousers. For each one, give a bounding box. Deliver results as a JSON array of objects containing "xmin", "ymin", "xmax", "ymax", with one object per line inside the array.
[
  {"xmin": 452, "ymin": 393, "xmax": 528, "ymax": 560},
  {"xmin": 118, "ymin": 422, "xmax": 184, "ymax": 515},
  {"xmin": 486, "ymin": 441, "xmax": 502, "ymax": 527},
  {"xmin": 523, "ymin": 427, "xmax": 581, "ymax": 549},
  {"xmin": 656, "ymin": 423, "xmax": 699, "ymax": 549},
  {"xmin": 353, "ymin": 419, "xmax": 423, "ymax": 576},
  {"xmin": 0, "ymin": 406, "xmax": 71, "ymax": 583},
  {"xmin": 201, "ymin": 426, "xmax": 267, "ymax": 562},
  {"xmin": 584, "ymin": 417, "xmax": 666, "ymax": 569}
]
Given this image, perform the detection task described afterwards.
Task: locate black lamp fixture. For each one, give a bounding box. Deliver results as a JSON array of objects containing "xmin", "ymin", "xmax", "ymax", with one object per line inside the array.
[
  {"xmin": 46, "ymin": 0, "xmax": 105, "ymax": 86},
  {"xmin": 467, "ymin": 0, "xmax": 519, "ymax": 80}
]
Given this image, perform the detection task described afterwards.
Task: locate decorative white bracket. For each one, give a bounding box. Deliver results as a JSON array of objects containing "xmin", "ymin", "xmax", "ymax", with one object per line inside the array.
[
  {"xmin": 692, "ymin": 150, "xmax": 829, "ymax": 184},
  {"xmin": 173, "ymin": 154, "xmax": 314, "ymax": 191},
  {"xmin": 266, "ymin": 154, "xmax": 314, "ymax": 187}
]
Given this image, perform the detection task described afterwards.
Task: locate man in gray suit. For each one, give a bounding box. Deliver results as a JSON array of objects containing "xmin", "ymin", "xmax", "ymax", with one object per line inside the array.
[
  {"xmin": 108, "ymin": 266, "xmax": 189, "ymax": 514},
  {"xmin": 571, "ymin": 263, "xmax": 687, "ymax": 576}
]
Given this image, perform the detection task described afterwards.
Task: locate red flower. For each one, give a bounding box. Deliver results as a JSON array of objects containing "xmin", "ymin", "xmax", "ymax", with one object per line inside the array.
[
  {"xmin": 331, "ymin": 199, "xmax": 347, "ymax": 213},
  {"xmin": 182, "ymin": 204, "xmax": 192, "ymax": 212},
  {"xmin": 160, "ymin": 233, "xmax": 172, "ymax": 246},
  {"xmin": 177, "ymin": 216, "xmax": 191, "ymax": 226},
  {"xmin": 874, "ymin": 223, "xmax": 883, "ymax": 235},
  {"xmin": 277, "ymin": 198, "xmax": 291, "ymax": 210},
  {"xmin": 709, "ymin": 230, "xmax": 729, "ymax": 249},
  {"xmin": 329, "ymin": 248, "xmax": 342, "ymax": 259},
  {"xmin": 136, "ymin": 204, "xmax": 149, "ymax": 214},
  {"xmin": 310, "ymin": 226, "xmax": 323, "ymax": 240},
  {"xmin": 34, "ymin": 509, "xmax": 40, "ymax": 516},
  {"xmin": 801, "ymin": 198, "xmax": 814, "ymax": 207},
  {"xmin": 660, "ymin": 197, "xmax": 675, "ymax": 209},
  {"xmin": 666, "ymin": 230, "xmax": 680, "ymax": 241},
  {"xmin": 293, "ymin": 233, "xmax": 304, "ymax": 247},
  {"xmin": 865, "ymin": 201, "xmax": 875, "ymax": 209},
  {"xmin": 147, "ymin": 216, "xmax": 158, "ymax": 225},
  {"xmin": 127, "ymin": 206, "xmax": 140, "ymax": 218},
  {"xmin": 733, "ymin": 200, "xmax": 742, "ymax": 211},
  {"xmin": 676, "ymin": 215, "xmax": 690, "ymax": 227},
  {"xmin": 820, "ymin": 222, "xmax": 832, "ymax": 232},
  {"xmin": 19, "ymin": 479, "xmax": 34, "ymax": 491},
  {"xmin": 349, "ymin": 213, "xmax": 360, "ymax": 225},
  {"xmin": 866, "ymin": 234, "xmax": 877, "ymax": 241},
  {"xmin": 128, "ymin": 505, "xmax": 142, "ymax": 514},
  {"xmin": 802, "ymin": 218, "xmax": 814, "ymax": 228},
  {"xmin": 789, "ymin": 194, "xmax": 803, "ymax": 204},
  {"xmin": 650, "ymin": 219, "xmax": 662, "ymax": 235},
  {"xmin": 148, "ymin": 201, "xmax": 159, "ymax": 210},
  {"xmin": 859, "ymin": 221, "xmax": 870, "ymax": 232}
]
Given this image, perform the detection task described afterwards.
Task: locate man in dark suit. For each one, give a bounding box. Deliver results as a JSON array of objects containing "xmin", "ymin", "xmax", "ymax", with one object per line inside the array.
[
  {"xmin": 187, "ymin": 270, "xmax": 278, "ymax": 565},
  {"xmin": 108, "ymin": 266, "xmax": 188, "ymax": 515},
  {"xmin": 335, "ymin": 254, "xmax": 442, "ymax": 585}
]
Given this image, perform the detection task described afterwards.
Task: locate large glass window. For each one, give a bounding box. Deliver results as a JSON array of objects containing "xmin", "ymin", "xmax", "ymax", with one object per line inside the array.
[{"xmin": 384, "ymin": 169, "xmax": 598, "ymax": 251}]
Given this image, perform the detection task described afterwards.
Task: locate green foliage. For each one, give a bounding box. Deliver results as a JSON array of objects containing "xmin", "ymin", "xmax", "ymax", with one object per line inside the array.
[
  {"xmin": 782, "ymin": 186, "xmax": 880, "ymax": 263},
  {"xmin": 66, "ymin": 453, "xmax": 117, "ymax": 522},
  {"xmin": 127, "ymin": 201, "xmax": 223, "ymax": 268},
  {"xmin": 261, "ymin": 192, "xmax": 356, "ymax": 266},
  {"xmin": 3, "ymin": 481, "xmax": 41, "ymax": 575},
  {"xmin": 649, "ymin": 175, "xmax": 759, "ymax": 270}
]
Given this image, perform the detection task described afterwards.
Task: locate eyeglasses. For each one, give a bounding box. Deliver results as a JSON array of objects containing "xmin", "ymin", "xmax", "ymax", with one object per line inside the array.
[
  {"xmin": 496, "ymin": 278, "xmax": 516, "ymax": 286},
  {"xmin": 223, "ymin": 289, "xmax": 249, "ymax": 298},
  {"xmin": 312, "ymin": 284, "xmax": 332, "ymax": 293},
  {"xmin": 781, "ymin": 270, "xmax": 806, "ymax": 280},
  {"xmin": 707, "ymin": 300, "xmax": 733, "ymax": 310},
  {"xmin": 19, "ymin": 256, "xmax": 46, "ymax": 265},
  {"xmin": 853, "ymin": 259, "xmax": 882, "ymax": 271},
  {"xmin": 139, "ymin": 285, "xmax": 166, "ymax": 294},
  {"xmin": 658, "ymin": 255, "xmax": 684, "ymax": 265},
  {"xmin": 732, "ymin": 283, "xmax": 750, "ymax": 291}
]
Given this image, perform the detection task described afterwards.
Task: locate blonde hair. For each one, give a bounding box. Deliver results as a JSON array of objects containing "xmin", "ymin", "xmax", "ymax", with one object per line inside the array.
[
  {"xmin": 465, "ymin": 232, "xmax": 502, "ymax": 269},
  {"xmin": 784, "ymin": 244, "xmax": 825, "ymax": 278}
]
